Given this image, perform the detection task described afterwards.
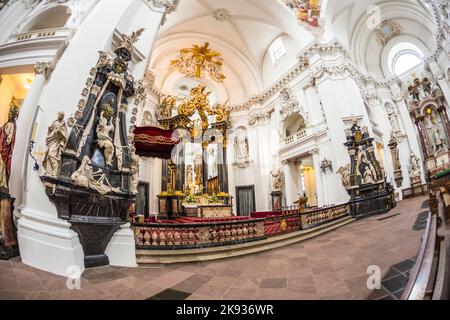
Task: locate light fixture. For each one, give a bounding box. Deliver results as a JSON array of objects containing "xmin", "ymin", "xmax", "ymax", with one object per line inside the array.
[{"xmin": 24, "ymin": 78, "xmax": 32, "ymax": 89}]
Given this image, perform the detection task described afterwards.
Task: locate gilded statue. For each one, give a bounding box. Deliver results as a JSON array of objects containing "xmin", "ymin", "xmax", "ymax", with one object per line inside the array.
[
  {"xmin": 130, "ymin": 144, "xmax": 140, "ymax": 195},
  {"xmin": 71, "ymin": 156, "xmax": 119, "ymax": 195},
  {"xmin": 0, "ymin": 105, "xmax": 19, "ymax": 188},
  {"xmin": 171, "ymin": 42, "xmax": 226, "ymax": 81},
  {"xmin": 43, "ymin": 112, "xmax": 68, "ymax": 177},
  {"xmin": 157, "ymin": 95, "xmax": 176, "ymax": 120},
  {"xmin": 96, "ymin": 103, "xmax": 115, "ymax": 166},
  {"xmin": 178, "ymin": 84, "xmax": 214, "ymax": 130},
  {"xmin": 214, "ymin": 103, "xmax": 231, "ymax": 124}
]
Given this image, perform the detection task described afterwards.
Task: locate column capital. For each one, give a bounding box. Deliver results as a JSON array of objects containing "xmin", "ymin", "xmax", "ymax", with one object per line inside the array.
[{"xmin": 34, "ymin": 62, "xmax": 52, "ymax": 79}]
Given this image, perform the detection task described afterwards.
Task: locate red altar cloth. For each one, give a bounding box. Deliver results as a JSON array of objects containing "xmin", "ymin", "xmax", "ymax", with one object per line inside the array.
[{"xmin": 133, "ymin": 126, "xmax": 179, "ymax": 159}]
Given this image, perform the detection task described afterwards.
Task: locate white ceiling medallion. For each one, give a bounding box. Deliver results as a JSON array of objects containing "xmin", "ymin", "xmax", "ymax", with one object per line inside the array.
[{"xmin": 212, "ymin": 8, "xmax": 231, "ymax": 22}]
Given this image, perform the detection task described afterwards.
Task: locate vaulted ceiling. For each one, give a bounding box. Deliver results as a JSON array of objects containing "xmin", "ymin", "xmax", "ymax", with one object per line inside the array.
[
  {"xmin": 150, "ymin": 0, "xmax": 313, "ymax": 105},
  {"xmin": 149, "ymin": 0, "xmax": 437, "ymax": 105}
]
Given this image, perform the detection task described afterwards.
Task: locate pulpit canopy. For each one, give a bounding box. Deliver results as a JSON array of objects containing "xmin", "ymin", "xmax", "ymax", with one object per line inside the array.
[{"xmin": 133, "ymin": 126, "xmax": 179, "ymax": 159}]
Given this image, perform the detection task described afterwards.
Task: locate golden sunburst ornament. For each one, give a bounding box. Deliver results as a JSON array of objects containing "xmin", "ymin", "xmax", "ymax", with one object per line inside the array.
[{"xmin": 171, "ymin": 42, "xmax": 226, "ymax": 82}]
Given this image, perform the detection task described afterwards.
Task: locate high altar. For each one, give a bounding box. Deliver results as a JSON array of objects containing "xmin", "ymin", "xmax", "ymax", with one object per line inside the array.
[{"xmin": 153, "ymin": 84, "xmax": 233, "ymax": 219}]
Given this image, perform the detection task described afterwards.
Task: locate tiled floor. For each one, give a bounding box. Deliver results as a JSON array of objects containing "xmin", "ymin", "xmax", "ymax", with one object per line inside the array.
[
  {"xmin": 0, "ymin": 196, "xmax": 427, "ymax": 300},
  {"xmin": 367, "ymin": 257, "xmax": 416, "ymax": 300}
]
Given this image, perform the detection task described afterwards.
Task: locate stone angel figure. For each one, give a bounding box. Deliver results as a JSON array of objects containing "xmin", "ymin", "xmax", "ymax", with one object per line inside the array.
[
  {"xmin": 43, "ymin": 112, "xmax": 68, "ymax": 177},
  {"xmin": 130, "ymin": 144, "xmax": 140, "ymax": 195},
  {"xmin": 71, "ymin": 156, "xmax": 119, "ymax": 195},
  {"xmin": 336, "ymin": 164, "xmax": 351, "ymax": 189}
]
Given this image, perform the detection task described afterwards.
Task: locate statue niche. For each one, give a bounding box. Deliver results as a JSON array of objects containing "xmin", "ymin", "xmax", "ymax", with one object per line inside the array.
[{"xmin": 41, "ymin": 29, "xmax": 144, "ymax": 268}]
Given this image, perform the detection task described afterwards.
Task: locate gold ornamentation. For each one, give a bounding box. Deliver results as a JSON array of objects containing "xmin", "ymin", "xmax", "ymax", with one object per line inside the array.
[
  {"xmin": 178, "ymin": 84, "xmax": 214, "ymax": 130},
  {"xmin": 157, "ymin": 95, "xmax": 177, "ymax": 120},
  {"xmin": 280, "ymin": 219, "xmax": 288, "ymax": 232},
  {"xmin": 118, "ymin": 28, "xmax": 145, "ymax": 51},
  {"xmin": 214, "ymin": 103, "xmax": 231, "ymax": 124},
  {"xmin": 170, "ymin": 42, "xmax": 225, "ymax": 82}
]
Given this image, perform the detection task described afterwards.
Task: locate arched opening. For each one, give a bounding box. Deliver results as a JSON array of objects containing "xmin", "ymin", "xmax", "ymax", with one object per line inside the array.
[
  {"xmin": 388, "ymin": 42, "xmax": 424, "ymax": 76},
  {"xmin": 24, "ymin": 6, "xmax": 71, "ymax": 32},
  {"xmin": 284, "ymin": 113, "xmax": 306, "ymax": 138}
]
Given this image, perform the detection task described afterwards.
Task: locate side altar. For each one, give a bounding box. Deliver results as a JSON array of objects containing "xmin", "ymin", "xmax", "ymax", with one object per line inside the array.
[
  {"xmin": 40, "ymin": 30, "xmax": 145, "ymax": 268},
  {"xmin": 151, "ymin": 84, "xmax": 233, "ymax": 220}
]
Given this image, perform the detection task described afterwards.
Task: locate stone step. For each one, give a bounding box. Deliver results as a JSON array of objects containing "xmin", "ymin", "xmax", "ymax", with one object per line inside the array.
[{"xmin": 136, "ymin": 215, "xmax": 355, "ymax": 265}]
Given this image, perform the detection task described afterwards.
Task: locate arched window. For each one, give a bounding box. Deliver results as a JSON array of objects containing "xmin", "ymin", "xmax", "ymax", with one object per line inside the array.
[
  {"xmin": 268, "ymin": 37, "xmax": 286, "ymax": 64},
  {"xmin": 388, "ymin": 42, "xmax": 424, "ymax": 76}
]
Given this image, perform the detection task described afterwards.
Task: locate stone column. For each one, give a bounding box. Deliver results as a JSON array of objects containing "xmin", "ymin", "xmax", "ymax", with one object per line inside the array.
[
  {"xmin": 282, "ymin": 160, "xmax": 299, "ymax": 207},
  {"xmin": 9, "ymin": 62, "xmax": 52, "ymax": 212},
  {"xmin": 310, "ymin": 148, "xmax": 325, "ymax": 206}
]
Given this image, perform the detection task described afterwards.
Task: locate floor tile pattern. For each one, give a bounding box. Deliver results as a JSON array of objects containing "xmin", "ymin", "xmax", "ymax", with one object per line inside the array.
[{"xmin": 0, "ymin": 196, "xmax": 427, "ymax": 300}]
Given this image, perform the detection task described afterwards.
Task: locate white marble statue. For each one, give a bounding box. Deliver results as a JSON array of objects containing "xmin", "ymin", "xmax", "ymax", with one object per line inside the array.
[
  {"xmin": 388, "ymin": 113, "xmax": 400, "ymax": 132},
  {"xmin": 363, "ymin": 166, "xmax": 374, "ymax": 184},
  {"xmin": 409, "ymin": 153, "xmax": 421, "ymax": 178},
  {"xmin": 43, "ymin": 112, "xmax": 68, "ymax": 177},
  {"xmin": 96, "ymin": 105, "xmax": 115, "ymax": 166},
  {"xmin": 71, "ymin": 156, "xmax": 118, "ymax": 195},
  {"xmin": 271, "ymin": 168, "xmax": 284, "ymax": 192},
  {"xmin": 234, "ymin": 130, "xmax": 249, "ymax": 164},
  {"xmin": 432, "ymin": 125, "xmax": 443, "ymax": 150},
  {"xmin": 337, "ymin": 164, "xmax": 351, "ymax": 189},
  {"xmin": 130, "ymin": 145, "xmax": 140, "ymax": 195}
]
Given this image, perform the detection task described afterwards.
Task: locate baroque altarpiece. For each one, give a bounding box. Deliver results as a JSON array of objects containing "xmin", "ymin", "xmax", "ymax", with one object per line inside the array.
[
  {"xmin": 148, "ymin": 84, "xmax": 233, "ymax": 220},
  {"xmin": 408, "ymin": 77, "xmax": 450, "ymax": 178}
]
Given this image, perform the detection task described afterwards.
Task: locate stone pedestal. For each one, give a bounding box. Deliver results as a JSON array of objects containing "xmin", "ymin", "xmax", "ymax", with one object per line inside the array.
[{"xmin": 271, "ymin": 191, "xmax": 283, "ymax": 211}]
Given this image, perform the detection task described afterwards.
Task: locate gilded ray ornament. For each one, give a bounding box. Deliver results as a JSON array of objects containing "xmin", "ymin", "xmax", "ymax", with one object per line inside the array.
[{"xmin": 171, "ymin": 43, "xmax": 226, "ymax": 82}]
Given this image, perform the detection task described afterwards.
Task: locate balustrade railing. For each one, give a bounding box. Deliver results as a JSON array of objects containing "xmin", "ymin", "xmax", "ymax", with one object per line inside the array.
[
  {"xmin": 132, "ymin": 203, "xmax": 351, "ymax": 249},
  {"xmin": 299, "ymin": 204, "xmax": 349, "ymax": 230},
  {"xmin": 283, "ymin": 129, "xmax": 307, "ymax": 146},
  {"xmin": 8, "ymin": 27, "xmax": 73, "ymax": 43},
  {"xmin": 133, "ymin": 219, "xmax": 265, "ymax": 249}
]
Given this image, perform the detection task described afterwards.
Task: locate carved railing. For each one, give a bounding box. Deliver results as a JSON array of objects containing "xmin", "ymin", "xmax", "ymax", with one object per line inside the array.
[
  {"xmin": 133, "ymin": 219, "xmax": 265, "ymax": 249},
  {"xmin": 283, "ymin": 129, "xmax": 307, "ymax": 146},
  {"xmin": 133, "ymin": 202, "xmax": 352, "ymax": 249},
  {"xmin": 300, "ymin": 204, "xmax": 350, "ymax": 230}
]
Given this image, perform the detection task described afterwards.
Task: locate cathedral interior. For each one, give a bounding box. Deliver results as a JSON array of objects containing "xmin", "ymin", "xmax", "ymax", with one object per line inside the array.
[{"xmin": 0, "ymin": 0, "xmax": 450, "ymax": 302}]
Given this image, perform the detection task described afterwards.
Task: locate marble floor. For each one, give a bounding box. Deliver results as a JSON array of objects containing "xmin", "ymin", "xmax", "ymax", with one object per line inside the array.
[{"xmin": 0, "ymin": 196, "xmax": 427, "ymax": 300}]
